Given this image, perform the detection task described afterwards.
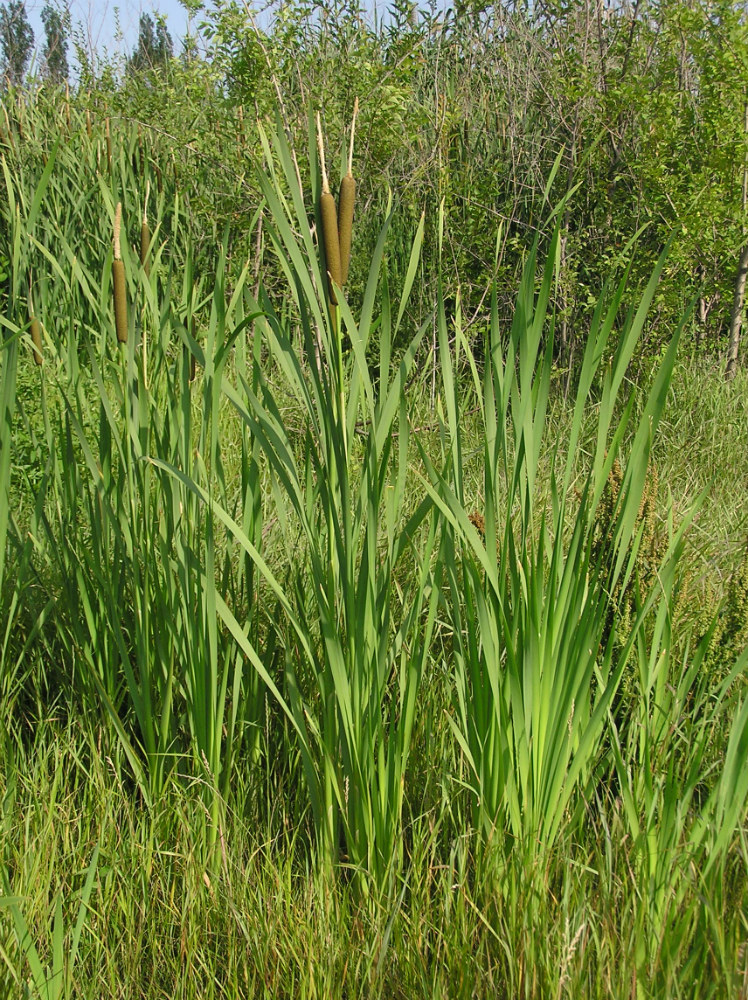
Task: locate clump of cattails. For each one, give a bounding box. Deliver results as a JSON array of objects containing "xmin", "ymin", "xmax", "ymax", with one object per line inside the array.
[
  {"xmin": 316, "ymin": 113, "xmax": 342, "ymax": 306},
  {"xmin": 316, "ymin": 102, "xmax": 358, "ymax": 307},
  {"xmin": 113, "ymin": 202, "xmax": 128, "ymax": 344},
  {"xmin": 140, "ymin": 180, "xmax": 151, "ymax": 278}
]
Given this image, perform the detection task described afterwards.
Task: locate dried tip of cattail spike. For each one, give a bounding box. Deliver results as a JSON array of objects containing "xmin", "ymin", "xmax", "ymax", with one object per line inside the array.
[
  {"xmin": 316, "ymin": 112, "xmax": 330, "ymax": 195},
  {"xmin": 348, "ymin": 97, "xmax": 359, "ymax": 177},
  {"xmin": 114, "ymin": 202, "xmax": 122, "ymax": 259}
]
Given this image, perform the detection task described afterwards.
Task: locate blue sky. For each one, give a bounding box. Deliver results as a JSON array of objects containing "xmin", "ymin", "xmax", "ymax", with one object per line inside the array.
[
  {"xmin": 21, "ymin": 0, "xmax": 440, "ymax": 79},
  {"xmin": 25, "ymin": 0, "xmax": 194, "ymax": 74}
]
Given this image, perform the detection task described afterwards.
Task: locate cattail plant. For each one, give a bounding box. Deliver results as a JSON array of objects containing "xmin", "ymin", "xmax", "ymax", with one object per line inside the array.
[
  {"xmin": 113, "ymin": 202, "xmax": 128, "ymax": 344},
  {"xmin": 85, "ymin": 108, "xmax": 92, "ymax": 140},
  {"xmin": 316, "ymin": 112, "xmax": 342, "ymax": 306},
  {"xmin": 338, "ymin": 97, "xmax": 358, "ymax": 287}
]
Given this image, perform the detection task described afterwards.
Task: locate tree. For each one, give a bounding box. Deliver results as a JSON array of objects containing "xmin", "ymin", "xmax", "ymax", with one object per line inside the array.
[
  {"xmin": 0, "ymin": 0, "xmax": 33, "ymax": 87},
  {"xmin": 41, "ymin": 2, "xmax": 70, "ymax": 84},
  {"xmin": 127, "ymin": 13, "xmax": 173, "ymax": 76}
]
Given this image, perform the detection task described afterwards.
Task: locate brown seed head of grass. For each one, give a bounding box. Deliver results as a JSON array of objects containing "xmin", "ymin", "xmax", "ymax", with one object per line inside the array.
[
  {"xmin": 30, "ymin": 317, "xmax": 43, "ymax": 365},
  {"xmin": 113, "ymin": 202, "xmax": 128, "ymax": 344},
  {"xmin": 28, "ymin": 280, "xmax": 43, "ymax": 365},
  {"xmin": 316, "ymin": 112, "xmax": 342, "ymax": 305}
]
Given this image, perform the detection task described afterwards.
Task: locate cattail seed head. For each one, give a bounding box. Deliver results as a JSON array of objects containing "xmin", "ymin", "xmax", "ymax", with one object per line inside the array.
[
  {"xmin": 316, "ymin": 112, "xmax": 342, "ymax": 305},
  {"xmin": 140, "ymin": 221, "xmax": 151, "ymax": 276},
  {"xmin": 86, "ymin": 108, "xmax": 92, "ymax": 139},
  {"xmin": 113, "ymin": 203, "xmax": 128, "ymax": 344},
  {"xmin": 30, "ymin": 318, "xmax": 43, "ymax": 365},
  {"xmin": 320, "ymin": 191, "xmax": 342, "ymax": 304},
  {"xmin": 338, "ymin": 175, "xmax": 355, "ymax": 286},
  {"xmin": 338, "ymin": 97, "xmax": 358, "ymax": 286}
]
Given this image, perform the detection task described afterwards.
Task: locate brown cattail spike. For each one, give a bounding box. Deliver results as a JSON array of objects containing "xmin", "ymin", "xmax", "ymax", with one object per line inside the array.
[
  {"xmin": 338, "ymin": 97, "xmax": 358, "ymax": 286},
  {"xmin": 29, "ymin": 280, "xmax": 42, "ymax": 365},
  {"xmin": 30, "ymin": 318, "xmax": 43, "ymax": 365},
  {"xmin": 316, "ymin": 113, "xmax": 342, "ymax": 305},
  {"xmin": 86, "ymin": 108, "xmax": 92, "ymax": 139},
  {"xmin": 113, "ymin": 203, "xmax": 128, "ymax": 344}
]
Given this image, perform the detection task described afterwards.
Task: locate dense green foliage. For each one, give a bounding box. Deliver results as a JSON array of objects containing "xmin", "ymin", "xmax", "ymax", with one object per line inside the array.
[{"xmin": 1, "ymin": 4, "xmax": 748, "ymax": 996}]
